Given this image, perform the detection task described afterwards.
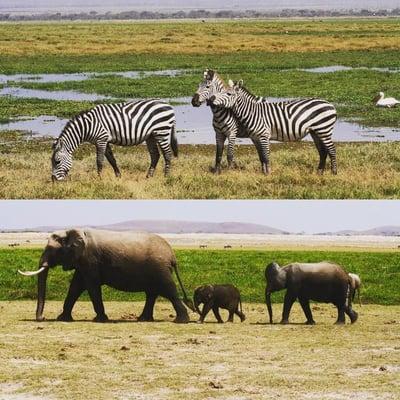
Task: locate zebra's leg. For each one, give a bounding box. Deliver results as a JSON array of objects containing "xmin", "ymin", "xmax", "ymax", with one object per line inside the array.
[
  {"xmin": 154, "ymin": 132, "xmax": 173, "ymax": 177},
  {"xmin": 251, "ymin": 137, "xmax": 265, "ymax": 171},
  {"xmin": 212, "ymin": 131, "xmax": 226, "ymax": 174},
  {"xmin": 145, "ymin": 136, "xmax": 160, "ymax": 178},
  {"xmin": 310, "ymin": 131, "xmax": 328, "ymax": 174},
  {"xmin": 105, "ymin": 144, "xmax": 121, "ymax": 178},
  {"xmin": 227, "ymin": 132, "xmax": 238, "ymax": 169},
  {"xmin": 319, "ymin": 133, "xmax": 337, "ymax": 175},
  {"xmin": 259, "ymin": 134, "xmax": 271, "ymax": 174},
  {"xmin": 95, "ymin": 142, "xmax": 108, "ymax": 177}
]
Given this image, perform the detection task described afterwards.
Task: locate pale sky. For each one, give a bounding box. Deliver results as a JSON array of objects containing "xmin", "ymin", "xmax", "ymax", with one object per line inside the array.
[{"xmin": 0, "ymin": 200, "xmax": 397, "ymax": 234}]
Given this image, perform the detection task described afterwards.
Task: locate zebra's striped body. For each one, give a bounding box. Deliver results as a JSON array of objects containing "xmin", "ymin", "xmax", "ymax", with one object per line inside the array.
[
  {"xmin": 209, "ymin": 80, "xmax": 337, "ymax": 174},
  {"xmin": 192, "ymin": 69, "xmax": 262, "ymax": 173},
  {"xmin": 51, "ymin": 99, "xmax": 177, "ymax": 180}
]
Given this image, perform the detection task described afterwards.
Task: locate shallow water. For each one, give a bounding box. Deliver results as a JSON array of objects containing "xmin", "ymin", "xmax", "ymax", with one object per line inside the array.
[
  {"xmin": 1, "ymin": 99, "xmax": 399, "ymax": 144},
  {"xmin": 301, "ymin": 65, "xmax": 400, "ymax": 74},
  {"xmin": 0, "ymin": 69, "xmax": 188, "ymax": 84}
]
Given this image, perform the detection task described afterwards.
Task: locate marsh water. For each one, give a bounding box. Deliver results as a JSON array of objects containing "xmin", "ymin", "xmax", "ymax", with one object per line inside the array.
[{"xmin": 1, "ymin": 68, "xmax": 399, "ymax": 144}]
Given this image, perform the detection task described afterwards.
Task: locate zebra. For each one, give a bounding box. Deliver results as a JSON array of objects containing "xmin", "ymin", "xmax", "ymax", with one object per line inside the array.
[
  {"xmin": 192, "ymin": 69, "xmax": 265, "ymax": 174},
  {"xmin": 51, "ymin": 99, "xmax": 177, "ymax": 181},
  {"xmin": 209, "ymin": 80, "xmax": 338, "ymax": 174}
]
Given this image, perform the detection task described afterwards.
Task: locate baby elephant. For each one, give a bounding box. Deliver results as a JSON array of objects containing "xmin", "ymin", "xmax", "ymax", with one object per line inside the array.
[{"xmin": 193, "ymin": 284, "xmax": 245, "ymax": 323}]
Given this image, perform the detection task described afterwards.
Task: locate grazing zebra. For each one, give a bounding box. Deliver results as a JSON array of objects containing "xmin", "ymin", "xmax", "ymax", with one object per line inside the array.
[
  {"xmin": 192, "ymin": 69, "xmax": 264, "ymax": 174},
  {"xmin": 51, "ymin": 99, "xmax": 177, "ymax": 181},
  {"xmin": 209, "ymin": 80, "xmax": 338, "ymax": 174}
]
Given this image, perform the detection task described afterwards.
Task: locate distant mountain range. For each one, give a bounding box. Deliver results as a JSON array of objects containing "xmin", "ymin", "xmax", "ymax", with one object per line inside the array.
[{"xmin": 4, "ymin": 220, "xmax": 400, "ymax": 236}]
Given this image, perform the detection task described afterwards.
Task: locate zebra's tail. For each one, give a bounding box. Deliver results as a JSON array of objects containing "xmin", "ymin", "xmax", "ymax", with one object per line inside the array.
[{"xmin": 171, "ymin": 123, "xmax": 178, "ymax": 158}]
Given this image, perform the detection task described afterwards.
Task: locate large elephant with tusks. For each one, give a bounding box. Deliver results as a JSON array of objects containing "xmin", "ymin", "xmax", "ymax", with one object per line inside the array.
[
  {"xmin": 18, "ymin": 229, "xmax": 194, "ymax": 323},
  {"xmin": 265, "ymin": 261, "xmax": 358, "ymax": 325}
]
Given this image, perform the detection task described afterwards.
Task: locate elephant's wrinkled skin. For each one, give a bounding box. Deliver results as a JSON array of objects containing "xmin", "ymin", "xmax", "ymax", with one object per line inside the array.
[
  {"xmin": 265, "ymin": 261, "xmax": 358, "ymax": 325},
  {"xmin": 19, "ymin": 229, "xmax": 194, "ymax": 323},
  {"xmin": 193, "ymin": 284, "xmax": 245, "ymax": 323}
]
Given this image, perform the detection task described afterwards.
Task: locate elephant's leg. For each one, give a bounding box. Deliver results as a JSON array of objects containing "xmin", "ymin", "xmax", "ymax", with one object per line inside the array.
[
  {"xmin": 235, "ymin": 306, "xmax": 246, "ymax": 322},
  {"xmin": 105, "ymin": 143, "xmax": 121, "ymax": 178},
  {"xmin": 344, "ymin": 305, "xmax": 358, "ymax": 324},
  {"xmin": 57, "ymin": 270, "xmax": 86, "ymax": 322},
  {"xmin": 281, "ymin": 291, "xmax": 297, "ymax": 324},
  {"xmin": 162, "ymin": 284, "xmax": 189, "ymax": 323},
  {"xmin": 138, "ymin": 293, "xmax": 158, "ymax": 322},
  {"xmin": 85, "ymin": 281, "xmax": 108, "ymax": 322},
  {"xmin": 213, "ymin": 306, "xmax": 224, "ymax": 323},
  {"xmin": 298, "ymin": 297, "xmax": 315, "ymax": 325},
  {"xmin": 335, "ymin": 303, "xmax": 346, "ymax": 325},
  {"xmin": 198, "ymin": 301, "xmax": 213, "ymax": 323}
]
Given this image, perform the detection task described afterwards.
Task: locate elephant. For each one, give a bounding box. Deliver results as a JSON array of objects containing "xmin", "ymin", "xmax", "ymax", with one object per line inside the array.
[
  {"xmin": 18, "ymin": 229, "xmax": 194, "ymax": 323},
  {"xmin": 348, "ymin": 273, "xmax": 362, "ymax": 306},
  {"xmin": 193, "ymin": 284, "xmax": 245, "ymax": 323},
  {"xmin": 265, "ymin": 261, "xmax": 358, "ymax": 325}
]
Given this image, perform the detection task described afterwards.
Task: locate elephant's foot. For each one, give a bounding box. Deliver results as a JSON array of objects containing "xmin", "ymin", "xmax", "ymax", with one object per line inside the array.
[
  {"xmin": 239, "ymin": 314, "xmax": 246, "ymax": 322},
  {"xmin": 174, "ymin": 314, "xmax": 190, "ymax": 324},
  {"xmin": 57, "ymin": 312, "xmax": 74, "ymax": 322},
  {"xmin": 137, "ymin": 314, "xmax": 154, "ymax": 322},
  {"xmin": 334, "ymin": 320, "xmax": 345, "ymax": 325},
  {"xmin": 305, "ymin": 320, "xmax": 316, "ymax": 325},
  {"xmin": 350, "ymin": 311, "xmax": 358, "ymax": 324},
  {"xmin": 197, "ymin": 319, "xmax": 204, "ymax": 324},
  {"xmin": 93, "ymin": 314, "xmax": 109, "ymax": 323},
  {"xmin": 280, "ymin": 319, "xmax": 289, "ymax": 325},
  {"xmin": 218, "ymin": 319, "xmax": 225, "ymax": 323}
]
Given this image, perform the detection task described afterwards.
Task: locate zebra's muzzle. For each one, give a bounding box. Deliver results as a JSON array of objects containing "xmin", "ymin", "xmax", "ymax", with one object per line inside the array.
[
  {"xmin": 191, "ymin": 94, "xmax": 201, "ymax": 107},
  {"xmin": 208, "ymin": 95, "xmax": 216, "ymax": 106}
]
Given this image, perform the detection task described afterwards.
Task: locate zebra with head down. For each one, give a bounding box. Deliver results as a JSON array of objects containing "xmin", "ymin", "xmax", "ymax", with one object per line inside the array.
[
  {"xmin": 51, "ymin": 99, "xmax": 177, "ymax": 181},
  {"xmin": 192, "ymin": 69, "xmax": 266, "ymax": 174},
  {"xmin": 209, "ymin": 80, "xmax": 338, "ymax": 175}
]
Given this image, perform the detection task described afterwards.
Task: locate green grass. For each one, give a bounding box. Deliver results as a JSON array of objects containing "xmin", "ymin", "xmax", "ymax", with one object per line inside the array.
[{"xmin": 3, "ymin": 248, "xmax": 400, "ymax": 305}]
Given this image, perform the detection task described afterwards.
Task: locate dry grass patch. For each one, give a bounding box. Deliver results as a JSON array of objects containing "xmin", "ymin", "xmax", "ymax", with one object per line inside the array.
[
  {"xmin": 1, "ymin": 140, "xmax": 400, "ymax": 199},
  {"xmin": 1, "ymin": 20, "xmax": 400, "ymax": 56},
  {"xmin": 0, "ymin": 301, "xmax": 399, "ymax": 399}
]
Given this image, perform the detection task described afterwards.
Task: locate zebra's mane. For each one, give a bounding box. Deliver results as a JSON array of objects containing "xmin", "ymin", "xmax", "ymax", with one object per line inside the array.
[
  {"xmin": 211, "ymin": 71, "xmax": 228, "ymax": 89},
  {"xmin": 58, "ymin": 109, "xmax": 90, "ymax": 143},
  {"xmin": 237, "ymin": 85, "xmax": 260, "ymax": 102}
]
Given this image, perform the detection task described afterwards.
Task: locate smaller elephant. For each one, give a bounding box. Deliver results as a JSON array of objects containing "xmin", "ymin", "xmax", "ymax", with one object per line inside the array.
[
  {"xmin": 348, "ymin": 273, "xmax": 362, "ymax": 306},
  {"xmin": 193, "ymin": 284, "xmax": 245, "ymax": 323},
  {"xmin": 265, "ymin": 261, "xmax": 358, "ymax": 325}
]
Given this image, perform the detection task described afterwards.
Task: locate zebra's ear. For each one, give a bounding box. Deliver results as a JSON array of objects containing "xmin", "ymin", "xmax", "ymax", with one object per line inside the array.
[
  {"xmin": 237, "ymin": 79, "xmax": 244, "ymax": 87},
  {"xmin": 228, "ymin": 79, "xmax": 234, "ymax": 88},
  {"xmin": 52, "ymin": 139, "xmax": 60, "ymax": 151},
  {"xmin": 205, "ymin": 69, "xmax": 214, "ymax": 80}
]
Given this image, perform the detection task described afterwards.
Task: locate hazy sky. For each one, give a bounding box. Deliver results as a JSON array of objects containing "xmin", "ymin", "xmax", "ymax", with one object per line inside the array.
[
  {"xmin": 0, "ymin": 200, "xmax": 398, "ymax": 233},
  {"xmin": 1, "ymin": 0, "xmax": 396, "ymax": 14}
]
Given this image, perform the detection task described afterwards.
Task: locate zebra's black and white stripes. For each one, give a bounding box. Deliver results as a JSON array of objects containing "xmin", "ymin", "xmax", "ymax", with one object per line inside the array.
[
  {"xmin": 209, "ymin": 80, "xmax": 338, "ymax": 174},
  {"xmin": 51, "ymin": 99, "xmax": 177, "ymax": 181}
]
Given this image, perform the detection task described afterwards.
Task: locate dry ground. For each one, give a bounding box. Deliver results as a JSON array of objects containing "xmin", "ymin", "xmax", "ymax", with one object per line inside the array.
[{"xmin": 0, "ymin": 301, "xmax": 399, "ymax": 400}]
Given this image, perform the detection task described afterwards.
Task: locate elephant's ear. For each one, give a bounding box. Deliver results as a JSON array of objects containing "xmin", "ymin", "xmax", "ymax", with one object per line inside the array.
[
  {"xmin": 65, "ymin": 229, "xmax": 86, "ymax": 259},
  {"xmin": 205, "ymin": 284, "xmax": 214, "ymax": 299}
]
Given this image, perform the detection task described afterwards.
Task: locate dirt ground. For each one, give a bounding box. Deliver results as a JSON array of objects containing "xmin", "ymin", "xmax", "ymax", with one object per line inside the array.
[
  {"xmin": 0, "ymin": 301, "xmax": 399, "ymax": 400},
  {"xmin": 1, "ymin": 232, "xmax": 399, "ymax": 251}
]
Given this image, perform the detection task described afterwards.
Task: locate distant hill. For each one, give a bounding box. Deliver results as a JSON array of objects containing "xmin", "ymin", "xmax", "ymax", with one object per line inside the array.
[
  {"xmin": 6, "ymin": 221, "xmax": 400, "ymax": 236},
  {"xmin": 16, "ymin": 220, "xmax": 289, "ymax": 235},
  {"xmin": 319, "ymin": 225, "xmax": 400, "ymax": 237}
]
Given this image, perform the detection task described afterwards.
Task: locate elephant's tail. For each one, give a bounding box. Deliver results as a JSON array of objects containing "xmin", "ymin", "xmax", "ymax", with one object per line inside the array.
[{"xmin": 172, "ymin": 261, "xmax": 195, "ymax": 312}]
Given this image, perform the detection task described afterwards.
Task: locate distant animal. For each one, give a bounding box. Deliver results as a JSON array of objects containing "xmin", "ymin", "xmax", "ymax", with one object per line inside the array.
[
  {"xmin": 209, "ymin": 79, "xmax": 338, "ymax": 175},
  {"xmin": 224, "ymin": 244, "xmax": 232, "ymax": 249},
  {"xmin": 8, "ymin": 243, "xmax": 20, "ymax": 247},
  {"xmin": 265, "ymin": 261, "xmax": 358, "ymax": 325},
  {"xmin": 51, "ymin": 100, "xmax": 177, "ymax": 181},
  {"xmin": 199, "ymin": 244, "xmax": 208, "ymax": 249},
  {"xmin": 193, "ymin": 284, "xmax": 245, "ymax": 323},
  {"xmin": 348, "ymin": 273, "xmax": 362, "ymax": 306},
  {"xmin": 17, "ymin": 229, "xmax": 194, "ymax": 323},
  {"xmin": 373, "ymin": 92, "xmax": 400, "ymax": 108}
]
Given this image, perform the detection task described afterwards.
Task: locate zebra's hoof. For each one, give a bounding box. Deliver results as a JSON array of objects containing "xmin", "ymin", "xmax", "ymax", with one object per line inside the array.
[
  {"xmin": 115, "ymin": 171, "xmax": 121, "ymax": 178},
  {"xmin": 146, "ymin": 170, "xmax": 154, "ymax": 178},
  {"xmin": 211, "ymin": 166, "xmax": 222, "ymax": 174},
  {"xmin": 317, "ymin": 169, "xmax": 324, "ymax": 175}
]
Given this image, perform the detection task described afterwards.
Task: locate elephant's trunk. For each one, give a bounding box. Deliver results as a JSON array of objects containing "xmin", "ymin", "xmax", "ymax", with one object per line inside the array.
[
  {"xmin": 266, "ymin": 290, "xmax": 273, "ymax": 324},
  {"xmin": 36, "ymin": 261, "xmax": 49, "ymax": 322}
]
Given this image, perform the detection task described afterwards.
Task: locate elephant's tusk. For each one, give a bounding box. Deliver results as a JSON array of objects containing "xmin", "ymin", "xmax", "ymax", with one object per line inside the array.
[{"xmin": 18, "ymin": 267, "xmax": 47, "ymax": 276}]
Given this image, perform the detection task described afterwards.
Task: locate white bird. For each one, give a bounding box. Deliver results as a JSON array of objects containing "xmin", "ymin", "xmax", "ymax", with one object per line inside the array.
[{"xmin": 373, "ymin": 91, "xmax": 400, "ymax": 108}]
